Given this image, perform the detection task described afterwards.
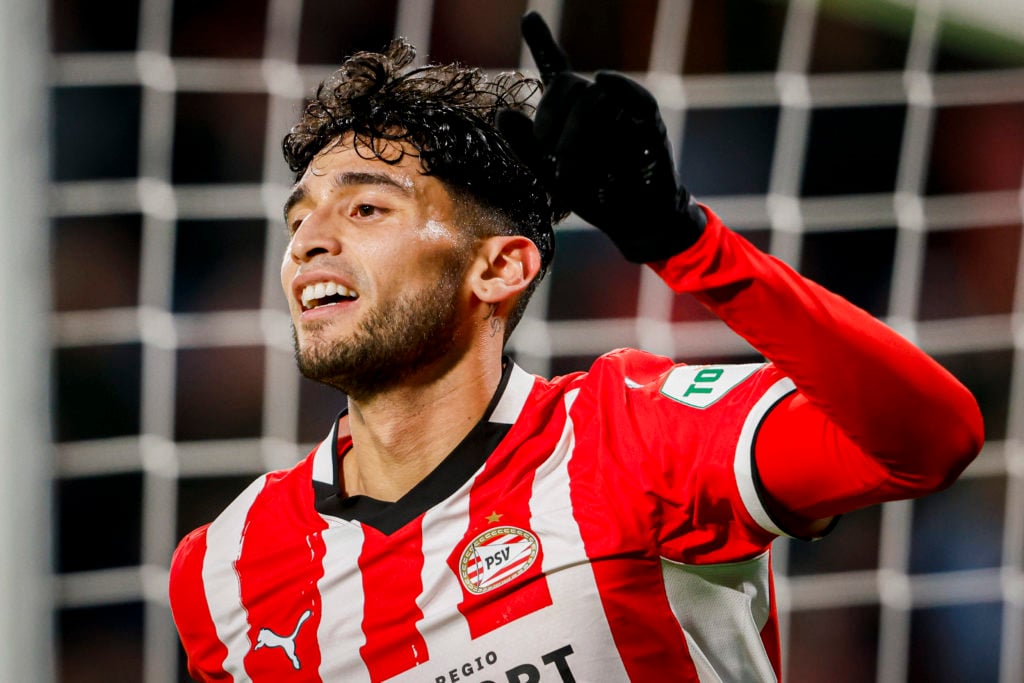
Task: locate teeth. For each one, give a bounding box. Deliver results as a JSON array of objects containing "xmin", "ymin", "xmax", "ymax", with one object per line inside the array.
[{"xmin": 300, "ymin": 281, "xmax": 357, "ymax": 309}]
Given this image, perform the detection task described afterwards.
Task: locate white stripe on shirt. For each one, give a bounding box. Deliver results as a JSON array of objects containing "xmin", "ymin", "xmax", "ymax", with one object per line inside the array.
[
  {"xmin": 202, "ymin": 474, "xmax": 268, "ymax": 680},
  {"xmin": 317, "ymin": 518, "xmax": 372, "ymax": 682},
  {"xmin": 733, "ymin": 377, "xmax": 796, "ymax": 538}
]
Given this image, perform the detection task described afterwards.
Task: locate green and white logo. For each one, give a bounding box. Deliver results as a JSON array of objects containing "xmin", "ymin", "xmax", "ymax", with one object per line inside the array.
[{"xmin": 660, "ymin": 363, "xmax": 764, "ymax": 409}]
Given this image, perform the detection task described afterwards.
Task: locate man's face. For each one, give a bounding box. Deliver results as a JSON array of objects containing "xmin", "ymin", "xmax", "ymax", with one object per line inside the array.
[{"xmin": 281, "ymin": 136, "xmax": 474, "ymax": 399}]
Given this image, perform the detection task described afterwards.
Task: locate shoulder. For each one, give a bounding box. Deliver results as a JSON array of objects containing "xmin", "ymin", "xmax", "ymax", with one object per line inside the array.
[
  {"xmin": 171, "ymin": 449, "xmax": 320, "ymax": 565},
  {"xmin": 169, "ymin": 516, "xmax": 212, "ymax": 592},
  {"xmin": 172, "ymin": 522, "xmax": 209, "ymax": 560},
  {"xmin": 581, "ymin": 349, "xmax": 787, "ymax": 407},
  {"xmin": 562, "ymin": 349, "xmax": 792, "ymax": 461},
  {"xmin": 589, "ymin": 347, "xmax": 676, "ymax": 380},
  {"xmin": 546, "ymin": 348, "xmax": 676, "ymax": 396},
  {"xmin": 567, "ymin": 348, "xmax": 722, "ymax": 411},
  {"xmin": 169, "ymin": 450, "xmax": 320, "ymax": 601},
  {"xmin": 168, "ymin": 522, "xmax": 211, "ymax": 625}
]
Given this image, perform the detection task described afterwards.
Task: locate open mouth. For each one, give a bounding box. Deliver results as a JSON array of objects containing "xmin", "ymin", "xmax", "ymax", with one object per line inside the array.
[{"xmin": 300, "ymin": 281, "xmax": 358, "ymax": 311}]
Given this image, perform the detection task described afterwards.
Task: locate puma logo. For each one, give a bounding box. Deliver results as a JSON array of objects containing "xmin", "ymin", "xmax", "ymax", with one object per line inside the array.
[{"xmin": 253, "ymin": 609, "xmax": 313, "ymax": 670}]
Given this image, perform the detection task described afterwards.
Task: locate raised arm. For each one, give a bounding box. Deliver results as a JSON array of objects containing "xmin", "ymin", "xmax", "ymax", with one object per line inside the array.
[
  {"xmin": 501, "ymin": 12, "xmax": 984, "ymax": 531},
  {"xmin": 655, "ymin": 212, "xmax": 983, "ymax": 529}
]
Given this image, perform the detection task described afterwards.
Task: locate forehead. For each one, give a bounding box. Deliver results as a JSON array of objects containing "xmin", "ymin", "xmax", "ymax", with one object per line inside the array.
[{"xmin": 284, "ymin": 135, "xmax": 450, "ymax": 217}]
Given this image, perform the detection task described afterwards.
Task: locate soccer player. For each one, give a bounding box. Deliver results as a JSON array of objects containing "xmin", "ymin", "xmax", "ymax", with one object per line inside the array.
[{"xmin": 169, "ymin": 13, "xmax": 983, "ymax": 682}]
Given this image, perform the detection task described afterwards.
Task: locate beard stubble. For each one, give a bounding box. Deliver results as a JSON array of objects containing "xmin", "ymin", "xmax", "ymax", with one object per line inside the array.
[{"xmin": 292, "ymin": 256, "xmax": 467, "ymax": 401}]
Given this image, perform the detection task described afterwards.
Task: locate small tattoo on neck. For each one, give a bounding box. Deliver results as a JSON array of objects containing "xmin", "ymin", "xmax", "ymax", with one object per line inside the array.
[{"xmin": 485, "ymin": 304, "xmax": 503, "ymax": 337}]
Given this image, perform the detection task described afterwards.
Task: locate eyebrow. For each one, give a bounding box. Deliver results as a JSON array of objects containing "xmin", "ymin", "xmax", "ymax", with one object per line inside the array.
[{"xmin": 282, "ymin": 171, "xmax": 414, "ymax": 222}]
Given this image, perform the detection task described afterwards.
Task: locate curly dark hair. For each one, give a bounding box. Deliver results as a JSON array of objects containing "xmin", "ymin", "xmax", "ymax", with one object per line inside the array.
[{"xmin": 282, "ymin": 40, "xmax": 561, "ymax": 340}]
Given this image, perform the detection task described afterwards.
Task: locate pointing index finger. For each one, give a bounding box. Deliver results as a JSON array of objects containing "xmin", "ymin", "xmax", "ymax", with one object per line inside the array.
[{"xmin": 521, "ymin": 11, "xmax": 571, "ymax": 85}]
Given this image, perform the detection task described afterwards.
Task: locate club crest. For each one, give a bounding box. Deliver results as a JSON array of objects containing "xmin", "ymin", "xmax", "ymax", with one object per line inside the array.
[{"xmin": 458, "ymin": 526, "xmax": 540, "ymax": 594}]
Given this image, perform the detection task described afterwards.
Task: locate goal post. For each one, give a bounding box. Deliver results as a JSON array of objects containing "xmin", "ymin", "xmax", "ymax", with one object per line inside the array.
[{"xmin": 0, "ymin": 0, "xmax": 54, "ymax": 681}]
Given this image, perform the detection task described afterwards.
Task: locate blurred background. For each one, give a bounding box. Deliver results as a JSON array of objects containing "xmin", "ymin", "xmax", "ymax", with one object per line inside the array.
[{"xmin": 1, "ymin": 0, "xmax": 1022, "ymax": 681}]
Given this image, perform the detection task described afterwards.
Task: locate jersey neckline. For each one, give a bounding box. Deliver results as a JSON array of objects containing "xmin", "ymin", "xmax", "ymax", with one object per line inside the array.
[{"xmin": 310, "ymin": 358, "xmax": 536, "ymax": 535}]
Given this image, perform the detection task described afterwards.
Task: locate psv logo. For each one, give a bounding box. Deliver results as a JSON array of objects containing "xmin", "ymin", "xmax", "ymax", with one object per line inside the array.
[{"xmin": 458, "ymin": 526, "xmax": 540, "ymax": 594}]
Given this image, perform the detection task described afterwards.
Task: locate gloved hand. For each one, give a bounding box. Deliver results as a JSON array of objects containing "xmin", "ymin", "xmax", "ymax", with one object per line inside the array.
[{"xmin": 496, "ymin": 11, "xmax": 706, "ymax": 264}]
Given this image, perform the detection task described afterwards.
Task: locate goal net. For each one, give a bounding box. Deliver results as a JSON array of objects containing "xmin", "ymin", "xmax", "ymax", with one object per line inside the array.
[{"xmin": 45, "ymin": 0, "xmax": 1023, "ymax": 681}]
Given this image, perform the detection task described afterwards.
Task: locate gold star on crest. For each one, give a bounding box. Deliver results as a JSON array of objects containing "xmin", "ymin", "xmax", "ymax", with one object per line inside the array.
[{"xmin": 485, "ymin": 511, "xmax": 503, "ymax": 524}]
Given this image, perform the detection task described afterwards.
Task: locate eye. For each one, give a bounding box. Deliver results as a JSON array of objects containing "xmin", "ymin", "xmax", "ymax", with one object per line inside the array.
[{"xmin": 355, "ymin": 204, "xmax": 377, "ymax": 217}]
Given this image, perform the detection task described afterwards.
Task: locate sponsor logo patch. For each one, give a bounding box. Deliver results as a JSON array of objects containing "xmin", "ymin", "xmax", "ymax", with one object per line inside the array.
[
  {"xmin": 660, "ymin": 363, "xmax": 764, "ymax": 409},
  {"xmin": 458, "ymin": 526, "xmax": 540, "ymax": 595}
]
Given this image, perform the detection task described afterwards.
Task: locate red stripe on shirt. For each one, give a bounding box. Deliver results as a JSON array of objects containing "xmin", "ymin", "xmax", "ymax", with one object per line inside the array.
[
  {"xmin": 447, "ymin": 409, "xmax": 556, "ymax": 639},
  {"xmin": 237, "ymin": 468, "xmax": 328, "ymax": 680},
  {"xmin": 566, "ymin": 386, "xmax": 702, "ymax": 681},
  {"xmin": 358, "ymin": 521, "xmax": 430, "ymax": 682}
]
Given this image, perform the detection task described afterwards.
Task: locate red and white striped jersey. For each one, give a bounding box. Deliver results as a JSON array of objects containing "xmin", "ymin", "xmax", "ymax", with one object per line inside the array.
[
  {"xmin": 170, "ymin": 210, "xmax": 982, "ymax": 681},
  {"xmin": 172, "ymin": 352, "xmax": 794, "ymax": 682}
]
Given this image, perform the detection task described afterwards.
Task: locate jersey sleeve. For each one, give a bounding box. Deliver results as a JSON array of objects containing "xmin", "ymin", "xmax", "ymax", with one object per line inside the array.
[
  {"xmin": 579, "ymin": 350, "xmax": 799, "ymax": 565},
  {"xmin": 649, "ymin": 207, "xmax": 984, "ymax": 530}
]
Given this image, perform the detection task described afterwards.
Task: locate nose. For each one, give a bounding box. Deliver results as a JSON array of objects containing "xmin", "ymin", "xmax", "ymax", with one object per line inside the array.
[{"xmin": 288, "ymin": 209, "xmax": 342, "ymax": 263}]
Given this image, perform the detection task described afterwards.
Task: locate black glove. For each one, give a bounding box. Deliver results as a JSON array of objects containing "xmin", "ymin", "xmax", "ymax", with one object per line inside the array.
[{"xmin": 496, "ymin": 11, "xmax": 705, "ymax": 264}]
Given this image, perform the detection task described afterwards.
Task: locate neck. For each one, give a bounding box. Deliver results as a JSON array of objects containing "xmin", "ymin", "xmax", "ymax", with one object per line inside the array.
[{"xmin": 341, "ymin": 351, "xmax": 504, "ymax": 502}]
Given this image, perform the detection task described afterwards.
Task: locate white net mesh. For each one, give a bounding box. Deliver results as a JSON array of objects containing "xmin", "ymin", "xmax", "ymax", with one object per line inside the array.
[{"xmin": 48, "ymin": 1, "xmax": 1024, "ymax": 681}]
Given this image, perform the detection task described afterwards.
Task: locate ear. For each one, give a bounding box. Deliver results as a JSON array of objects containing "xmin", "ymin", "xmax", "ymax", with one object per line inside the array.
[{"xmin": 469, "ymin": 235, "xmax": 542, "ymax": 306}]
